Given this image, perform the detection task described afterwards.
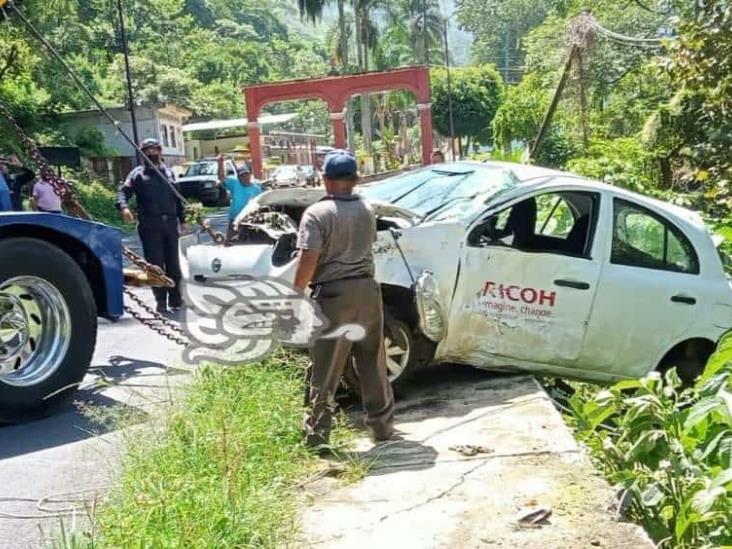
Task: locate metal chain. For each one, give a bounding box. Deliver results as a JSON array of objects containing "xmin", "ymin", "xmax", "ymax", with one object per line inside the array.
[{"xmin": 123, "ymin": 289, "xmax": 189, "ymax": 347}]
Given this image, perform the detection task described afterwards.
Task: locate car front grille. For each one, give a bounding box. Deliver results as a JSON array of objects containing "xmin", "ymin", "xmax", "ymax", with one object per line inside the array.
[{"xmin": 179, "ymin": 180, "xmax": 203, "ymax": 196}]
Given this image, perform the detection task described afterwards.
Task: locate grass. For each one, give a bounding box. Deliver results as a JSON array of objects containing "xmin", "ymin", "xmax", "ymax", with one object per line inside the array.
[{"xmin": 81, "ymin": 350, "xmax": 363, "ymax": 548}]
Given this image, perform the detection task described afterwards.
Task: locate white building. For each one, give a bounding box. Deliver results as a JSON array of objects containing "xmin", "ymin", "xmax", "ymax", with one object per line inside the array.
[{"xmin": 59, "ymin": 103, "xmax": 191, "ymax": 183}]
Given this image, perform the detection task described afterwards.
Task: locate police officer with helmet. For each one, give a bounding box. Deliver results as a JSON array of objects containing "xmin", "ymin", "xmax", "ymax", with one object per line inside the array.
[{"xmin": 117, "ymin": 138, "xmax": 186, "ymax": 314}]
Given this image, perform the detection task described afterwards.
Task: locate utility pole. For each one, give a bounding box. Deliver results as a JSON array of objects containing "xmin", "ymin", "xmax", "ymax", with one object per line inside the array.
[
  {"xmin": 116, "ymin": 0, "xmax": 141, "ymax": 163},
  {"xmin": 443, "ymin": 17, "xmax": 456, "ymax": 160},
  {"xmin": 503, "ymin": 30, "xmax": 510, "ymax": 83}
]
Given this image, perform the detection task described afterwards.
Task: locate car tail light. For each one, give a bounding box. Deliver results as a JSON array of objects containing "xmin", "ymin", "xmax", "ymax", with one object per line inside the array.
[{"xmin": 415, "ymin": 270, "xmax": 446, "ymax": 342}]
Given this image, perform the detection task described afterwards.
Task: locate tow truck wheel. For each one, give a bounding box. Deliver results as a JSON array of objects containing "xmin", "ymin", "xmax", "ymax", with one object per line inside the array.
[{"xmin": 0, "ymin": 238, "xmax": 96, "ymax": 423}]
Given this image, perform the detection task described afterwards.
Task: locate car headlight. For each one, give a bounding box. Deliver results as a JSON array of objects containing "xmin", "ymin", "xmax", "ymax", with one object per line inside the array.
[
  {"xmin": 203, "ymin": 181, "xmax": 214, "ymax": 189},
  {"xmin": 415, "ymin": 270, "xmax": 446, "ymax": 342}
]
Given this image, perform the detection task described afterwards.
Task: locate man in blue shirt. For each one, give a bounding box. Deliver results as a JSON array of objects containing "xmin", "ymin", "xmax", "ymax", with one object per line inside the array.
[{"xmin": 217, "ymin": 155, "xmax": 262, "ymax": 243}]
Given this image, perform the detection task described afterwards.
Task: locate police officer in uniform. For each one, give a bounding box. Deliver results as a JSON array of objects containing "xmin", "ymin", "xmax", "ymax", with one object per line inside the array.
[
  {"xmin": 294, "ymin": 150, "xmax": 394, "ymax": 450},
  {"xmin": 117, "ymin": 138, "xmax": 186, "ymax": 314}
]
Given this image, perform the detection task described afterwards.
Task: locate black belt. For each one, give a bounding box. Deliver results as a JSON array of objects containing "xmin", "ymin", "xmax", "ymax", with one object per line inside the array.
[
  {"xmin": 310, "ymin": 273, "xmax": 371, "ymax": 291},
  {"xmin": 140, "ymin": 213, "xmax": 177, "ymax": 221}
]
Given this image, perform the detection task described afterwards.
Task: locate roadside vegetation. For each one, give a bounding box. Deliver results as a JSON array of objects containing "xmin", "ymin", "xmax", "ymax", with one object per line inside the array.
[
  {"xmin": 74, "ymin": 177, "xmax": 129, "ymax": 231},
  {"xmin": 83, "ymin": 351, "xmax": 357, "ymax": 548},
  {"xmin": 564, "ymin": 337, "xmax": 732, "ymax": 548}
]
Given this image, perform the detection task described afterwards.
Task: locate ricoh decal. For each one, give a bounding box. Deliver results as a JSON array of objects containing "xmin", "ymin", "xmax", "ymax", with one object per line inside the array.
[{"xmin": 475, "ymin": 281, "xmax": 557, "ymax": 319}]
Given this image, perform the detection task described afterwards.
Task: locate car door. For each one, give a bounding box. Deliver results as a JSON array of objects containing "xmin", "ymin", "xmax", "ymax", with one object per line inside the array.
[
  {"xmin": 580, "ymin": 197, "xmax": 704, "ymax": 377},
  {"xmin": 443, "ymin": 188, "xmax": 603, "ymax": 369}
]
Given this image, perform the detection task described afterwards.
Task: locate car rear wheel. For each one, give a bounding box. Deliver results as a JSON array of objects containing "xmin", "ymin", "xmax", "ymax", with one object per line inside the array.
[{"xmin": 0, "ymin": 238, "xmax": 97, "ymax": 423}]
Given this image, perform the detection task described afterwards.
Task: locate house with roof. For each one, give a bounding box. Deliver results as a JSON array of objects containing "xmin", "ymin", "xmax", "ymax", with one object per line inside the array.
[{"xmin": 59, "ymin": 103, "xmax": 191, "ymax": 183}]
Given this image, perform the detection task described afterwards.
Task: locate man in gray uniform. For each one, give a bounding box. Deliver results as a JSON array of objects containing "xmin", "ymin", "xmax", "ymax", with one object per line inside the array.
[{"xmin": 294, "ymin": 150, "xmax": 394, "ymax": 449}]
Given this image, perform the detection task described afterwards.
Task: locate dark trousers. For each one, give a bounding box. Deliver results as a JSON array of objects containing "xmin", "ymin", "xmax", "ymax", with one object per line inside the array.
[
  {"xmin": 138, "ymin": 215, "xmax": 182, "ymax": 307},
  {"xmin": 304, "ymin": 277, "xmax": 394, "ymax": 447}
]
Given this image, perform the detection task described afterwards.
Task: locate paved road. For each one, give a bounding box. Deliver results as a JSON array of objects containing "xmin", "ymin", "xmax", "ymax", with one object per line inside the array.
[{"xmin": 0, "ymin": 212, "xmax": 229, "ymax": 548}]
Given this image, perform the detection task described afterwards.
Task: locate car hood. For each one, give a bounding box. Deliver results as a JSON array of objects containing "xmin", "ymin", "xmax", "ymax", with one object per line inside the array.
[
  {"xmin": 235, "ymin": 188, "xmax": 423, "ymax": 225},
  {"xmin": 178, "ymin": 175, "xmax": 218, "ymax": 184}
]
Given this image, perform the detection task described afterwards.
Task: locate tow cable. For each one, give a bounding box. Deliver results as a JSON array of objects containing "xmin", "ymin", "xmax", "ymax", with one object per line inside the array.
[{"xmin": 0, "ymin": 1, "xmax": 228, "ymax": 346}]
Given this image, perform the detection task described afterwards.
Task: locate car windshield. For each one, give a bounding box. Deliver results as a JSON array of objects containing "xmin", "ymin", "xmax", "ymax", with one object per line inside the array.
[
  {"xmin": 359, "ymin": 164, "xmax": 516, "ymax": 222},
  {"xmin": 184, "ymin": 162, "xmax": 217, "ymax": 177},
  {"xmin": 275, "ymin": 166, "xmax": 299, "ymax": 177}
]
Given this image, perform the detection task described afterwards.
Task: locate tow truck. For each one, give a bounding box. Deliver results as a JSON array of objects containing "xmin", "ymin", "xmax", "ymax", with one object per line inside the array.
[{"xmin": 0, "ymin": 0, "xmax": 210, "ymax": 422}]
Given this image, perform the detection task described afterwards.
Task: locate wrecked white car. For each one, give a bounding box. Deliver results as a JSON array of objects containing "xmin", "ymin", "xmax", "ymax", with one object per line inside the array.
[{"xmin": 181, "ymin": 161, "xmax": 732, "ymax": 385}]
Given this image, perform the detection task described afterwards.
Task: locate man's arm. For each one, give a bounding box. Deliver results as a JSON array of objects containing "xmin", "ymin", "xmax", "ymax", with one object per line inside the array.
[
  {"xmin": 217, "ymin": 155, "xmax": 226, "ymax": 183},
  {"xmin": 294, "ymin": 209, "xmax": 324, "ymax": 291},
  {"xmin": 116, "ymin": 170, "xmax": 136, "ymax": 223},
  {"xmin": 294, "ymin": 249, "xmax": 321, "ymax": 291}
]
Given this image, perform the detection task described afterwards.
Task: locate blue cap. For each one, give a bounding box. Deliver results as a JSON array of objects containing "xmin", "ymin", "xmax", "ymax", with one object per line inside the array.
[
  {"xmin": 324, "ymin": 150, "xmax": 358, "ymax": 179},
  {"xmin": 237, "ymin": 164, "xmax": 251, "ymax": 175}
]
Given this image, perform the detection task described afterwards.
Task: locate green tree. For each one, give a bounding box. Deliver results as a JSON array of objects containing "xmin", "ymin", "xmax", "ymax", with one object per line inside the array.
[
  {"xmin": 662, "ymin": 0, "xmax": 732, "ymax": 208},
  {"xmin": 431, "ymin": 65, "xmax": 504, "ymax": 156},
  {"xmin": 456, "ymin": 0, "xmax": 553, "ymax": 82}
]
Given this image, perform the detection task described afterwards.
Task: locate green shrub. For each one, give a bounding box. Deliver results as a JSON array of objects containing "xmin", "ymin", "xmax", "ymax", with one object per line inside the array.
[
  {"xmin": 566, "ymin": 337, "xmax": 732, "ymax": 547},
  {"xmin": 566, "ymin": 137, "xmax": 657, "ymax": 193},
  {"xmin": 73, "ymin": 179, "xmax": 126, "ymax": 230}
]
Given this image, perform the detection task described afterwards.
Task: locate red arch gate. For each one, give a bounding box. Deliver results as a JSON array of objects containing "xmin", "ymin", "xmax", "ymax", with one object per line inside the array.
[{"xmin": 243, "ymin": 67, "xmax": 434, "ymax": 178}]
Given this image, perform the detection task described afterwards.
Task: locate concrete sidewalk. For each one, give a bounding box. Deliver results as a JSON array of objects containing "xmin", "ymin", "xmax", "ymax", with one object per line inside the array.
[{"xmin": 298, "ymin": 370, "xmax": 652, "ymax": 549}]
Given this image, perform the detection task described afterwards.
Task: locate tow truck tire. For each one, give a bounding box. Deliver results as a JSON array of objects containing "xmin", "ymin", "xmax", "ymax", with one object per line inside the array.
[{"xmin": 0, "ymin": 238, "xmax": 97, "ymax": 423}]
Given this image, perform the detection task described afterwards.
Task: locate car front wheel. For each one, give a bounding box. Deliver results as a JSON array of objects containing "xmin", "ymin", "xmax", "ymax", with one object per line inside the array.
[{"xmin": 383, "ymin": 311, "xmax": 436, "ymax": 389}]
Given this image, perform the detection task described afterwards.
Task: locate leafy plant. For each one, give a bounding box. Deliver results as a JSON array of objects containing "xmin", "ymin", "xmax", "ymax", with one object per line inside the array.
[
  {"xmin": 567, "ymin": 137, "xmax": 656, "ymax": 193},
  {"xmin": 566, "ymin": 336, "xmax": 732, "ymax": 547}
]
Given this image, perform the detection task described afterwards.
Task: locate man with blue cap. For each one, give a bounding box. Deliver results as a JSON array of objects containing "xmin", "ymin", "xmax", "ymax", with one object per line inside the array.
[
  {"xmin": 217, "ymin": 155, "xmax": 262, "ymax": 242},
  {"xmin": 294, "ymin": 149, "xmax": 395, "ymax": 451}
]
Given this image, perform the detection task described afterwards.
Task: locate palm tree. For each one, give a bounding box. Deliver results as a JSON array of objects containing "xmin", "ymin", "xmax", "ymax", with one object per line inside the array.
[
  {"xmin": 384, "ymin": 0, "xmax": 445, "ymax": 65},
  {"xmin": 298, "ymin": 0, "xmax": 350, "ymax": 72}
]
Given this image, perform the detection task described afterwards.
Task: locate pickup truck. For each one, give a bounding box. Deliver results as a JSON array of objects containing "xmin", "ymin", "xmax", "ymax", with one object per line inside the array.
[
  {"xmin": 0, "ymin": 213, "xmax": 123, "ymax": 423},
  {"xmin": 177, "ymin": 156, "xmax": 236, "ymax": 207}
]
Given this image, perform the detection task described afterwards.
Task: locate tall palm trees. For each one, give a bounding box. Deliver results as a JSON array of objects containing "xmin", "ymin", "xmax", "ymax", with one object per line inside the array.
[{"xmin": 298, "ymin": 0, "xmax": 447, "ymax": 158}]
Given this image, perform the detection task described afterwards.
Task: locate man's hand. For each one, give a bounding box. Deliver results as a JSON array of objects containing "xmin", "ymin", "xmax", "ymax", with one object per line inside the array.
[
  {"xmin": 294, "ymin": 248, "xmax": 321, "ymax": 292},
  {"xmin": 121, "ymin": 207, "xmax": 135, "ymax": 224}
]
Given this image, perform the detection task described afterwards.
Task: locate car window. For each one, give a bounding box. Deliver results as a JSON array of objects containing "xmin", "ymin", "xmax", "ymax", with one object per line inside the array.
[
  {"xmin": 468, "ymin": 191, "xmax": 599, "ymax": 258},
  {"xmin": 184, "ymin": 162, "xmax": 217, "ymax": 177},
  {"xmin": 535, "ymin": 194, "xmax": 574, "ymax": 238},
  {"xmin": 611, "ymin": 199, "xmax": 699, "ymax": 274}
]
